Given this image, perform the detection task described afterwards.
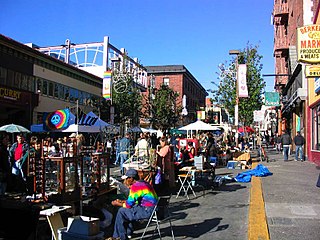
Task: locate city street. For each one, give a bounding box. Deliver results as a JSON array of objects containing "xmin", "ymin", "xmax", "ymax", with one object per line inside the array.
[{"xmin": 123, "ymin": 148, "xmax": 320, "ymax": 240}]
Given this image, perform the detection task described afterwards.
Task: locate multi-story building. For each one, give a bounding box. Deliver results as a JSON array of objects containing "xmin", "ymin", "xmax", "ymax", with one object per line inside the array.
[
  {"xmin": 0, "ymin": 35, "xmax": 147, "ymax": 130},
  {"xmin": 145, "ymin": 65, "xmax": 208, "ymax": 126},
  {"xmin": 0, "ymin": 35, "xmax": 102, "ymax": 128},
  {"xmin": 272, "ymin": 0, "xmax": 315, "ymax": 161}
]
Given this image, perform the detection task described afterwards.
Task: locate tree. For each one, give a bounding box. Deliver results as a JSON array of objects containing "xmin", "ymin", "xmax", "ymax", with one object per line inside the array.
[
  {"xmin": 111, "ymin": 74, "xmax": 142, "ymax": 126},
  {"xmin": 210, "ymin": 43, "xmax": 265, "ymax": 126},
  {"xmin": 150, "ymin": 84, "xmax": 181, "ymax": 131}
]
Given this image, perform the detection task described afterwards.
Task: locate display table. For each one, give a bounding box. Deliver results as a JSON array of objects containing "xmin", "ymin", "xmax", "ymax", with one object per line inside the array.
[{"xmin": 232, "ymin": 152, "xmax": 251, "ymax": 169}]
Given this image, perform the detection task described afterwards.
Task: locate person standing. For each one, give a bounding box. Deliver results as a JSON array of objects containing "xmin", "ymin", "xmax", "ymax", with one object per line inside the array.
[
  {"xmin": 274, "ymin": 133, "xmax": 282, "ymax": 153},
  {"xmin": 119, "ymin": 133, "xmax": 132, "ymax": 175},
  {"xmin": 156, "ymin": 136, "xmax": 175, "ymax": 190},
  {"xmin": 0, "ymin": 134, "xmax": 10, "ymax": 196},
  {"xmin": 110, "ymin": 169, "xmax": 158, "ymax": 240},
  {"xmin": 265, "ymin": 131, "xmax": 270, "ymax": 149},
  {"xmin": 134, "ymin": 133, "xmax": 149, "ymax": 161},
  {"xmin": 8, "ymin": 134, "xmax": 29, "ymax": 192},
  {"xmin": 294, "ymin": 131, "xmax": 305, "ymax": 161},
  {"xmin": 280, "ymin": 130, "xmax": 292, "ymax": 161}
]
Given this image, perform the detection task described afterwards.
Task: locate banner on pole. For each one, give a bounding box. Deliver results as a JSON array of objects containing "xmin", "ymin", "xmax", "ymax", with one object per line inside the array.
[
  {"xmin": 103, "ymin": 71, "xmax": 112, "ymax": 101},
  {"xmin": 238, "ymin": 64, "xmax": 248, "ymax": 98}
]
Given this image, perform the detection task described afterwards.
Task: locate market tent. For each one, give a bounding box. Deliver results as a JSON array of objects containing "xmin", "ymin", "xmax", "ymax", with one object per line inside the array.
[
  {"xmin": 178, "ymin": 120, "xmax": 221, "ymax": 137},
  {"xmin": 141, "ymin": 127, "xmax": 163, "ymax": 137},
  {"xmin": 61, "ymin": 124, "xmax": 101, "ymax": 133},
  {"xmin": 30, "ymin": 111, "xmax": 114, "ymax": 133},
  {"xmin": 178, "ymin": 120, "xmax": 221, "ymax": 131},
  {"xmin": 86, "ymin": 111, "xmax": 113, "ymax": 128}
]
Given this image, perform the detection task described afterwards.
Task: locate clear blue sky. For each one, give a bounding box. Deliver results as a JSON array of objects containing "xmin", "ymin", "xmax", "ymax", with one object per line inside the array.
[{"xmin": 1, "ymin": 0, "xmax": 275, "ymax": 93}]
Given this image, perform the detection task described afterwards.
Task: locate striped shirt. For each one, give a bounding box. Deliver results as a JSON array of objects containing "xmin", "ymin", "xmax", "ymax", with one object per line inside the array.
[{"xmin": 124, "ymin": 180, "xmax": 158, "ymax": 208}]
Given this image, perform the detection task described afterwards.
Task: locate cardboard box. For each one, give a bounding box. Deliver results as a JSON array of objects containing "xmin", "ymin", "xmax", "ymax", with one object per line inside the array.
[{"xmin": 67, "ymin": 216, "xmax": 100, "ymax": 236}]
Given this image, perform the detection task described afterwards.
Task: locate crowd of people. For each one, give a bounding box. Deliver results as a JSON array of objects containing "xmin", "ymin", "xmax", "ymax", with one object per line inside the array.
[{"xmin": 0, "ymin": 128, "xmax": 307, "ymax": 240}]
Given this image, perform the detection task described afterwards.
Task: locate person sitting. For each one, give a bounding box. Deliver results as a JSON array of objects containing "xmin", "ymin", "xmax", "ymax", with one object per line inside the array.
[
  {"xmin": 110, "ymin": 169, "xmax": 158, "ymax": 240},
  {"xmin": 187, "ymin": 142, "xmax": 196, "ymax": 162}
]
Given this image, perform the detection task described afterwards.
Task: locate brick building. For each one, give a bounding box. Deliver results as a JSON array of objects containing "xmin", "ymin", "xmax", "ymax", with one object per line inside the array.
[
  {"xmin": 273, "ymin": 0, "xmax": 320, "ymax": 163},
  {"xmin": 145, "ymin": 65, "xmax": 208, "ymax": 126}
]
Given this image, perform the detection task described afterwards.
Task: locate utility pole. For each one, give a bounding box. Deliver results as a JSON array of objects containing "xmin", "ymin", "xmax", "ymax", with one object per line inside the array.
[{"xmin": 229, "ymin": 50, "xmax": 240, "ymax": 147}]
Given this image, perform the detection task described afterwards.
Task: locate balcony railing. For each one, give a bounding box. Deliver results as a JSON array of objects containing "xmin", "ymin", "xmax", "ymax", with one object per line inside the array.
[
  {"xmin": 273, "ymin": 2, "xmax": 289, "ymax": 16},
  {"xmin": 274, "ymin": 36, "xmax": 289, "ymax": 51}
]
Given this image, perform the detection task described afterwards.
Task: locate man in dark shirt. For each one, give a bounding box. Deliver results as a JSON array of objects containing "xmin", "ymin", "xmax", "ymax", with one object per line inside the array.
[
  {"xmin": 280, "ymin": 130, "xmax": 292, "ymax": 161},
  {"xmin": 294, "ymin": 131, "xmax": 305, "ymax": 161}
]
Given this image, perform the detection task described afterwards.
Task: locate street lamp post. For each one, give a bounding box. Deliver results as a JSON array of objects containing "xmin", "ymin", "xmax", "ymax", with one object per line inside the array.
[
  {"xmin": 149, "ymin": 75, "xmax": 155, "ymax": 129},
  {"xmin": 229, "ymin": 50, "xmax": 240, "ymax": 147}
]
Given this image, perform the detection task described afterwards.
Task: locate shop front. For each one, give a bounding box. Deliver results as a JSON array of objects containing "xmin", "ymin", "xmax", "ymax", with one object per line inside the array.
[{"xmin": 0, "ymin": 85, "xmax": 38, "ymax": 128}]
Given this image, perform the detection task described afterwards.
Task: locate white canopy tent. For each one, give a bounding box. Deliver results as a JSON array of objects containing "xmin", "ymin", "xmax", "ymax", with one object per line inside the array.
[
  {"xmin": 178, "ymin": 120, "xmax": 221, "ymax": 138},
  {"xmin": 141, "ymin": 127, "xmax": 163, "ymax": 137}
]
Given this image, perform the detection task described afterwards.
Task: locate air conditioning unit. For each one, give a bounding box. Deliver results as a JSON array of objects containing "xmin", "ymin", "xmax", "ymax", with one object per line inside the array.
[{"xmin": 297, "ymin": 88, "xmax": 307, "ymax": 100}]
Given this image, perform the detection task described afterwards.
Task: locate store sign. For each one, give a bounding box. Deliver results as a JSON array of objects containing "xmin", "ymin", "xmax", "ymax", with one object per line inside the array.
[
  {"xmin": 306, "ymin": 65, "xmax": 320, "ymax": 77},
  {"xmin": 265, "ymin": 92, "xmax": 280, "ymax": 106},
  {"xmin": 297, "ymin": 25, "xmax": 320, "ymax": 63},
  {"xmin": 0, "ymin": 87, "xmax": 21, "ymax": 101}
]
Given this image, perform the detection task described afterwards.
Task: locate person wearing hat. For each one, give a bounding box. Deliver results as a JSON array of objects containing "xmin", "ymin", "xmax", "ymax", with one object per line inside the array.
[{"xmin": 110, "ymin": 168, "xmax": 158, "ymax": 240}]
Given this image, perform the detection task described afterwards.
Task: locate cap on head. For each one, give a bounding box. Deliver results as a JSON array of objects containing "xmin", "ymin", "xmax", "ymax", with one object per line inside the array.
[{"xmin": 121, "ymin": 168, "xmax": 138, "ymax": 180}]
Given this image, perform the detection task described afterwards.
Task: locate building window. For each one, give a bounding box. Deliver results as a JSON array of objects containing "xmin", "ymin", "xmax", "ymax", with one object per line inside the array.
[
  {"xmin": 42, "ymin": 80, "xmax": 48, "ymax": 95},
  {"xmin": 54, "ymin": 83, "xmax": 59, "ymax": 98},
  {"xmin": 0, "ymin": 67, "xmax": 7, "ymax": 85},
  {"xmin": 312, "ymin": 106, "xmax": 320, "ymax": 150},
  {"xmin": 48, "ymin": 82, "xmax": 54, "ymax": 97},
  {"xmin": 163, "ymin": 77, "xmax": 169, "ymax": 86}
]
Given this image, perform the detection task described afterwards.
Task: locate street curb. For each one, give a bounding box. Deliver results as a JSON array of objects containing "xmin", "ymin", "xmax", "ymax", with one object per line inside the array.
[{"xmin": 248, "ymin": 160, "xmax": 270, "ymax": 240}]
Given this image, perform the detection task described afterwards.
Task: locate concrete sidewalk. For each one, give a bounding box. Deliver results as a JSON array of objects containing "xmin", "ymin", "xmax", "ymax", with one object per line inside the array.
[
  {"xmin": 126, "ymin": 148, "xmax": 320, "ymax": 240},
  {"xmin": 261, "ymin": 148, "xmax": 320, "ymax": 240}
]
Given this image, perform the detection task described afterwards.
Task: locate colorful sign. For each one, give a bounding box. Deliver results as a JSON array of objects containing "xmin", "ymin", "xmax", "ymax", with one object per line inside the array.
[
  {"xmin": 297, "ymin": 25, "xmax": 320, "ymax": 63},
  {"xmin": 197, "ymin": 111, "xmax": 205, "ymax": 120},
  {"xmin": 238, "ymin": 64, "xmax": 248, "ymax": 97},
  {"xmin": 43, "ymin": 108, "xmax": 70, "ymax": 131},
  {"xmin": 103, "ymin": 71, "xmax": 112, "ymax": 101},
  {"xmin": 306, "ymin": 65, "xmax": 320, "ymax": 77}
]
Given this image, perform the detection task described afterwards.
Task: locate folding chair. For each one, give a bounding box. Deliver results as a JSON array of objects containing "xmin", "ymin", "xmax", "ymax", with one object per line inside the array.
[
  {"xmin": 176, "ymin": 167, "xmax": 196, "ymax": 199},
  {"xmin": 140, "ymin": 195, "xmax": 175, "ymax": 240}
]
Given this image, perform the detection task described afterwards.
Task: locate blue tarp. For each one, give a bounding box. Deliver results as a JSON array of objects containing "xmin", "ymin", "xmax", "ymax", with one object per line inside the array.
[{"xmin": 234, "ymin": 164, "xmax": 273, "ymax": 183}]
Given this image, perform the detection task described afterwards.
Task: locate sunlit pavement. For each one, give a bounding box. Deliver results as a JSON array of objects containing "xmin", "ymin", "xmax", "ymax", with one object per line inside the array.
[{"xmin": 109, "ymin": 148, "xmax": 320, "ymax": 240}]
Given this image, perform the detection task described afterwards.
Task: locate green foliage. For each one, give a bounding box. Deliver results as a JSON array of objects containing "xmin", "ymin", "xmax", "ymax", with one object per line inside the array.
[
  {"xmin": 112, "ymin": 75, "xmax": 142, "ymax": 125},
  {"xmin": 210, "ymin": 43, "xmax": 265, "ymax": 125},
  {"xmin": 151, "ymin": 84, "xmax": 181, "ymax": 131}
]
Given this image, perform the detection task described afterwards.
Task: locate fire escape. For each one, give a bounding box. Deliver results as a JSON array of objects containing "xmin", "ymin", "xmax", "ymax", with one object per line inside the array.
[{"xmin": 273, "ymin": 0, "xmax": 289, "ymax": 93}]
